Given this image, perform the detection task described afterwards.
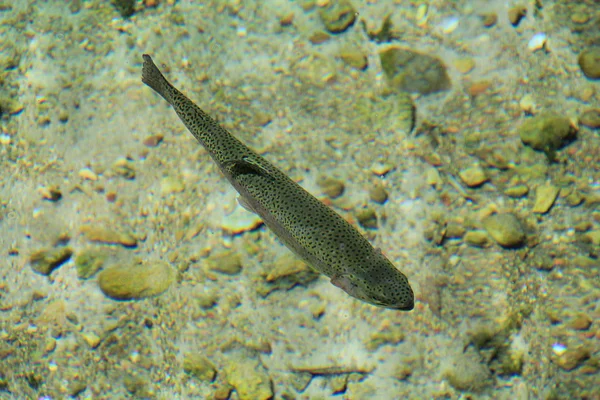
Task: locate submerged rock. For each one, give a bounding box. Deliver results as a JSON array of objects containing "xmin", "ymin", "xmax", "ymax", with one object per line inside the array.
[
  {"xmin": 519, "ymin": 114, "xmax": 575, "ymax": 159},
  {"xmin": 578, "ymin": 48, "xmax": 600, "ymax": 79},
  {"xmin": 483, "ymin": 213, "xmax": 525, "ymax": 248},
  {"xmin": 380, "ymin": 47, "xmax": 451, "ymax": 95},
  {"xmin": 98, "ymin": 262, "xmax": 174, "ymax": 300},
  {"xmin": 318, "ymin": 0, "xmax": 356, "ymax": 34}
]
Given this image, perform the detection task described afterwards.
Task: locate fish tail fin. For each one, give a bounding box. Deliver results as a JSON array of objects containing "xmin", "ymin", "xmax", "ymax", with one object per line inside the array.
[{"xmin": 142, "ymin": 54, "xmax": 175, "ymax": 104}]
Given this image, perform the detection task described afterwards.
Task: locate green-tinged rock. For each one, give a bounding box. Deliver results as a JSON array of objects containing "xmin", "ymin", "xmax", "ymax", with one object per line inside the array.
[
  {"xmin": 80, "ymin": 225, "xmax": 137, "ymax": 247},
  {"xmin": 224, "ymin": 357, "xmax": 273, "ymax": 400},
  {"xmin": 30, "ymin": 247, "xmax": 73, "ymax": 276},
  {"xmin": 339, "ymin": 48, "xmax": 368, "ymax": 70},
  {"xmin": 445, "ymin": 222, "xmax": 465, "ymax": 239},
  {"xmin": 483, "ymin": 213, "xmax": 525, "ymax": 248},
  {"xmin": 318, "ymin": 0, "xmax": 356, "ymax": 33},
  {"xmin": 380, "ymin": 47, "xmax": 451, "ymax": 95},
  {"xmin": 582, "ymin": 230, "xmax": 600, "ymax": 246},
  {"xmin": 464, "ymin": 230, "xmax": 490, "ymax": 247},
  {"xmin": 578, "ymin": 48, "xmax": 600, "ymax": 79},
  {"xmin": 98, "ymin": 262, "xmax": 174, "ymax": 300},
  {"xmin": 553, "ymin": 346, "xmax": 591, "ymax": 371},
  {"xmin": 579, "ymin": 108, "xmax": 600, "ymax": 128},
  {"xmin": 75, "ymin": 249, "xmax": 106, "ymax": 279},
  {"xmin": 113, "ymin": 159, "xmax": 136, "ymax": 180},
  {"xmin": 363, "ymin": 14, "xmax": 399, "ymax": 43},
  {"xmin": 459, "ymin": 166, "xmax": 488, "ymax": 187},
  {"xmin": 184, "ymin": 353, "xmax": 217, "ymax": 382},
  {"xmin": 317, "ymin": 176, "xmax": 345, "ymax": 199},
  {"xmin": 330, "ymin": 374, "xmax": 349, "ymax": 394},
  {"xmin": 206, "ymin": 250, "xmax": 243, "ymax": 275},
  {"xmin": 532, "ymin": 183, "xmax": 560, "ymax": 214},
  {"xmin": 356, "ymin": 207, "xmax": 378, "ymax": 229},
  {"xmin": 504, "ymin": 184, "xmax": 529, "ymax": 198},
  {"xmin": 369, "ymin": 185, "xmax": 388, "ymax": 204},
  {"xmin": 519, "ymin": 114, "xmax": 575, "ymax": 159},
  {"xmin": 256, "ymin": 254, "xmax": 319, "ymax": 297},
  {"xmin": 573, "ymin": 255, "xmax": 597, "ymax": 268}
]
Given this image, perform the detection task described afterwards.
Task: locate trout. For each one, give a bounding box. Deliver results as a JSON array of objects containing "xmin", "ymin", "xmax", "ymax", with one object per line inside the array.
[{"xmin": 141, "ymin": 54, "xmax": 413, "ymax": 310}]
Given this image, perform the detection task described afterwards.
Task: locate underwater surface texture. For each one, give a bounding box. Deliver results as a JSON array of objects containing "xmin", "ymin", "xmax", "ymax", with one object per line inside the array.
[{"xmin": 0, "ymin": 0, "xmax": 599, "ymax": 399}]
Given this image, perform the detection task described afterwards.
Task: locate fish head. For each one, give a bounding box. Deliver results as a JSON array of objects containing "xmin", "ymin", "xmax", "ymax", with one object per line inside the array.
[{"xmin": 331, "ymin": 271, "xmax": 414, "ymax": 311}]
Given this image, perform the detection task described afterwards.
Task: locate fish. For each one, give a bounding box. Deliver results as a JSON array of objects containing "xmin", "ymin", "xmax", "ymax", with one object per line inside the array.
[{"xmin": 141, "ymin": 54, "xmax": 414, "ymax": 310}]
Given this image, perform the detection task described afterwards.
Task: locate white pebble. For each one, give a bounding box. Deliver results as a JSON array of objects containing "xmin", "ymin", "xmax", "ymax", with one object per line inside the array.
[
  {"xmin": 528, "ymin": 32, "xmax": 547, "ymax": 52},
  {"xmin": 439, "ymin": 16, "xmax": 459, "ymax": 33}
]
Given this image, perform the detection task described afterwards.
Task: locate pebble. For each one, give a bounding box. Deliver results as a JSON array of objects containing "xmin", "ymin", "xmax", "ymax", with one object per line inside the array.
[
  {"xmin": 30, "ymin": 247, "xmax": 73, "ymax": 276},
  {"xmin": 458, "ymin": 165, "xmax": 488, "ymax": 187},
  {"xmin": 339, "ymin": 48, "xmax": 368, "ymax": 70},
  {"xmin": 223, "ymin": 357, "xmax": 273, "ymax": 400},
  {"xmin": 317, "ymin": 176, "xmax": 345, "ymax": 199},
  {"xmin": 206, "ymin": 250, "xmax": 243, "ymax": 275},
  {"xmin": 519, "ymin": 94, "xmax": 537, "ymax": 114},
  {"xmin": 356, "ymin": 207, "xmax": 378, "ymax": 229},
  {"xmin": 566, "ymin": 190, "xmax": 584, "ymax": 207},
  {"xmin": 439, "ymin": 16, "xmax": 459, "ymax": 34},
  {"xmin": 532, "ymin": 183, "xmax": 560, "ymax": 214},
  {"xmin": 370, "ymin": 161, "xmax": 394, "ymax": 176},
  {"xmin": 571, "ymin": 12, "xmax": 590, "ymax": 24},
  {"xmin": 143, "ymin": 134, "xmax": 163, "ymax": 147},
  {"xmin": 79, "ymin": 167, "xmax": 98, "ymax": 181},
  {"xmin": 579, "ymin": 108, "xmax": 600, "ymax": 128},
  {"xmin": 468, "ymin": 80, "xmax": 491, "ymax": 96},
  {"xmin": 309, "ymin": 31, "xmax": 331, "ymax": 44},
  {"xmin": 39, "ymin": 185, "xmax": 62, "ymax": 202},
  {"xmin": 257, "ymin": 254, "xmax": 319, "ymax": 297},
  {"xmin": 74, "ymin": 248, "xmax": 106, "ymax": 279},
  {"xmin": 480, "ymin": 13, "xmax": 497, "ymax": 28},
  {"xmin": 504, "ymin": 184, "xmax": 529, "ymax": 198},
  {"xmin": 380, "ymin": 47, "xmax": 451, "ymax": 95},
  {"xmin": 97, "ymin": 262, "xmax": 174, "ymax": 300},
  {"xmin": 80, "ymin": 225, "xmax": 137, "ymax": 247},
  {"xmin": 464, "ymin": 230, "xmax": 490, "ymax": 247},
  {"xmin": 415, "ymin": 4, "xmax": 428, "ymax": 26},
  {"xmin": 508, "ymin": 6, "xmax": 527, "ymax": 27},
  {"xmin": 81, "ymin": 332, "xmax": 101, "ymax": 349},
  {"xmin": 318, "ymin": 0, "xmax": 356, "ymax": 33},
  {"xmin": 113, "ymin": 159, "xmax": 136, "ymax": 180},
  {"xmin": 369, "ymin": 185, "xmax": 388, "ymax": 204},
  {"xmin": 183, "ymin": 352, "xmax": 217, "ymax": 382},
  {"xmin": 566, "ymin": 313, "xmax": 592, "ymax": 331},
  {"xmin": 482, "ymin": 213, "xmax": 526, "ymax": 248},
  {"xmin": 222, "ymin": 203, "xmax": 264, "ymax": 235},
  {"xmin": 527, "ymin": 32, "xmax": 547, "ymax": 52},
  {"xmin": 578, "ymin": 48, "xmax": 600, "ymax": 79},
  {"xmin": 445, "ymin": 222, "xmax": 465, "ymax": 239},
  {"xmin": 519, "ymin": 114, "xmax": 575, "ymax": 156},
  {"xmin": 454, "ymin": 57, "xmax": 475, "ymax": 74},
  {"xmin": 554, "ymin": 346, "xmax": 590, "ymax": 371}
]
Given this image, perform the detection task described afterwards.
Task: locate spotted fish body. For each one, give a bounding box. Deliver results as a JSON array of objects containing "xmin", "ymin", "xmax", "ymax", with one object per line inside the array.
[{"xmin": 141, "ymin": 54, "xmax": 414, "ymax": 310}]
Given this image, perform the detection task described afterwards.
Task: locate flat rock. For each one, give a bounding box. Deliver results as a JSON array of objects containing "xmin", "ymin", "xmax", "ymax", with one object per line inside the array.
[{"xmin": 98, "ymin": 262, "xmax": 174, "ymax": 300}]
